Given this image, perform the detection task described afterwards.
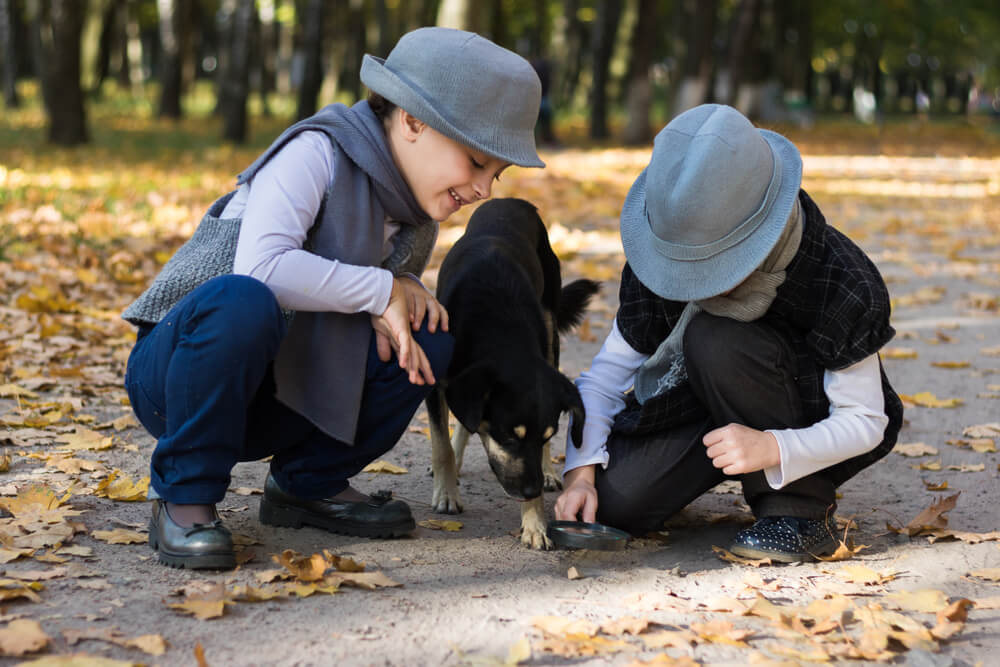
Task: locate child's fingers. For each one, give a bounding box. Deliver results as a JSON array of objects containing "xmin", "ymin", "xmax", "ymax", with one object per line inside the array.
[{"xmin": 375, "ymin": 330, "xmax": 393, "ymax": 362}]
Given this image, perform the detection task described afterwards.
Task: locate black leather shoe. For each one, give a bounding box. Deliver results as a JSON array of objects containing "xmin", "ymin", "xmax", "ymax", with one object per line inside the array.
[
  {"xmin": 259, "ymin": 474, "xmax": 415, "ymax": 538},
  {"xmin": 148, "ymin": 500, "xmax": 236, "ymax": 569},
  {"xmin": 728, "ymin": 516, "xmax": 838, "ymax": 563}
]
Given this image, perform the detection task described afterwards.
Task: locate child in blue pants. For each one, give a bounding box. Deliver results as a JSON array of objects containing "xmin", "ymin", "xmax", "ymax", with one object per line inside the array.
[{"xmin": 123, "ymin": 27, "xmax": 545, "ymax": 569}]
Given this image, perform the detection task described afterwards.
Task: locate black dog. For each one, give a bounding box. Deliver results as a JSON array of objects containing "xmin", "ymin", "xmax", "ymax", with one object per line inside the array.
[{"xmin": 426, "ymin": 198, "xmax": 599, "ymax": 549}]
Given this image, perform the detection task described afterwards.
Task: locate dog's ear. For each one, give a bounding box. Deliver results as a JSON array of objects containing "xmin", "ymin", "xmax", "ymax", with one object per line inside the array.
[
  {"xmin": 445, "ymin": 361, "xmax": 496, "ymax": 433},
  {"xmin": 559, "ymin": 375, "xmax": 586, "ymax": 448}
]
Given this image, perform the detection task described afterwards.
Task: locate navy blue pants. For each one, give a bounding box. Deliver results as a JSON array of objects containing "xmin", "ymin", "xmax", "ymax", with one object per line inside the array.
[{"xmin": 124, "ymin": 275, "xmax": 453, "ymax": 504}]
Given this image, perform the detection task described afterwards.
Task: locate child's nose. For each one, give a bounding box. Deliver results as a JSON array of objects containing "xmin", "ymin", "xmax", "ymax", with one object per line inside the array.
[{"xmin": 473, "ymin": 176, "xmax": 492, "ymax": 200}]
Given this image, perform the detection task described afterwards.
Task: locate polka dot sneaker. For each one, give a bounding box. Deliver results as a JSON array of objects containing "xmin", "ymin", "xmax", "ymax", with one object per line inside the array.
[{"xmin": 728, "ymin": 516, "xmax": 839, "ymax": 563}]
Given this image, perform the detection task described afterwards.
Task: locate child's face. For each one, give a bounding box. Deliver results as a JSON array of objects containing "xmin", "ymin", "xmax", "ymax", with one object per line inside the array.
[{"xmin": 388, "ymin": 110, "xmax": 510, "ymax": 221}]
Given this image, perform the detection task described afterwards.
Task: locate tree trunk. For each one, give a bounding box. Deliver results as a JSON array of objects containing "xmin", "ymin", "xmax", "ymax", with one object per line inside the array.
[
  {"xmin": 673, "ymin": 0, "xmax": 716, "ymax": 115},
  {"xmin": 436, "ymin": 0, "xmax": 474, "ymax": 31},
  {"xmin": 157, "ymin": 0, "xmax": 192, "ymax": 119},
  {"xmin": 556, "ymin": 0, "xmax": 584, "ymax": 106},
  {"xmin": 374, "ymin": 0, "xmax": 392, "ymax": 58},
  {"xmin": 0, "ymin": 0, "xmax": 19, "ymax": 107},
  {"xmin": 722, "ymin": 0, "xmax": 759, "ymax": 107},
  {"xmin": 42, "ymin": 0, "xmax": 89, "ymax": 145},
  {"xmin": 256, "ymin": 0, "xmax": 277, "ymax": 116},
  {"xmin": 589, "ymin": 0, "xmax": 624, "ymax": 140},
  {"xmin": 295, "ymin": 0, "xmax": 323, "ymax": 121},
  {"xmin": 338, "ymin": 0, "xmax": 365, "ymax": 102},
  {"xmin": 90, "ymin": 0, "xmax": 120, "ymax": 95},
  {"xmin": 622, "ymin": 0, "xmax": 657, "ymax": 145},
  {"xmin": 221, "ymin": 0, "xmax": 253, "ymax": 143}
]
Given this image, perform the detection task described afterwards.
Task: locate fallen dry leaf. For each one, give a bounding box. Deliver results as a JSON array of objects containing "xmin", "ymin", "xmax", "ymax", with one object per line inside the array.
[
  {"xmin": 94, "ymin": 471, "xmax": 149, "ymax": 502},
  {"xmin": 893, "ymin": 442, "xmax": 938, "ymax": 457},
  {"xmin": 893, "ymin": 492, "xmax": 960, "ymax": 536},
  {"xmin": 711, "ymin": 545, "xmax": 772, "ymax": 567},
  {"xmin": 881, "ymin": 347, "xmax": 918, "ymax": 359},
  {"xmin": 167, "ymin": 598, "xmax": 231, "ymax": 620},
  {"xmin": 91, "ymin": 529, "xmax": 147, "ymax": 545},
  {"xmin": 968, "ymin": 568, "xmax": 1000, "ymax": 582},
  {"xmin": 898, "ymin": 391, "xmax": 963, "ymax": 408},
  {"xmin": 418, "ymin": 519, "xmax": 462, "ymax": 531},
  {"xmin": 531, "ymin": 615, "xmax": 599, "ymax": 637},
  {"xmin": 690, "ymin": 620, "xmax": 754, "ymax": 646},
  {"xmin": 886, "ymin": 589, "xmax": 949, "ymax": 613},
  {"xmin": 599, "ymin": 616, "xmax": 650, "ymax": 635},
  {"xmin": 567, "ymin": 566, "xmax": 582, "ymax": 580},
  {"xmin": 361, "ymin": 460, "xmax": 408, "ymax": 474},
  {"xmin": 0, "ymin": 618, "xmax": 49, "ymax": 656},
  {"xmin": 962, "ymin": 422, "xmax": 1000, "ymax": 437}
]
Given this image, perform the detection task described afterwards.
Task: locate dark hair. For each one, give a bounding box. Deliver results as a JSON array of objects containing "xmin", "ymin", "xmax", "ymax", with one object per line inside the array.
[{"xmin": 367, "ymin": 93, "xmax": 397, "ymax": 123}]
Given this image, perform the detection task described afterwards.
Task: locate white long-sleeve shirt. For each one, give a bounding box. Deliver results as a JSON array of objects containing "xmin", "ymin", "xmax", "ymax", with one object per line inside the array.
[
  {"xmin": 222, "ymin": 131, "xmax": 398, "ymax": 315},
  {"xmin": 564, "ymin": 320, "xmax": 889, "ymax": 490}
]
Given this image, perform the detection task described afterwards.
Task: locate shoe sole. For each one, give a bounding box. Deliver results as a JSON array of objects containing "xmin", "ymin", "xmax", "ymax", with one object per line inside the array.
[
  {"xmin": 259, "ymin": 499, "xmax": 415, "ymax": 538},
  {"xmin": 728, "ymin": 540, "xmax": 838, "ymax": 564},
  {"xmin": 148, "ymin": 531, "xmax": 237, "ymax": 570}
]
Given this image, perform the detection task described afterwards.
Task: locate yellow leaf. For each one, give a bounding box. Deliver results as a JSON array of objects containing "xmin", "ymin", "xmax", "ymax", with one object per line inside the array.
[
  {"xmin": 969, "ymin": 568, "xmax": 1000, "ymax": 582},
  {"xmin": 0, "ymin": 383, "xmax": 38, "ymax": 399},
  {"xmin": 836, "ymin": 564, "xmax": 898, "ymax": 585},
  {"xmin": 898, "ymin": 391, "xmax": 963, "ymax": 408},
  {"xmin": 361, "ymin": 460, "xmax": 408, "ymax": 474},
  {"xmin": 54, "ymin": 427, "xmax": 114, "ymax": 451},
  {"xmin": 886, "ymin": 589, "xmax": 949, "ymax": 613},
  {"xmin": 817, "ymin": 539, "xmax": 868, "ymax": 561},
  {"xmin": 94, "ymin": 471, "xmax": 149, "ymax": 501},
  {"xmin": 325, "ymin": 571, "xmax": 401, "ymax": 589},
  {"xmin": 931, "ymin": 360, "xmax": 970, "ymax": 368},
  {"xmin": 0, "ymin": 547, "xmax": 34, "ymax": 564},
  {"xmin": 0, "ymin": 579, "xmax": 43, "ymax": 602},
  {"xmin": 167, "ymin": 598, "xmax": 230, "ymax": 620},
  {"xmin": 711, "ymin": 545, "xmax": 772, "ymax": 567},
  {"xmin": 881, "ymin": 347, "xmax": 918, "ymax": 359},
  {"xmin": 418, "ymin": 519, "xmax": 463, "ymax": 531},
  {"xmin": 531, "ymin": 615, "xmax": 600, "ymax": 637},
  {"xmin": 567, "ymin": 566, "xmax": 582, "ymax": 580},
  {"xmin": 893, "ymin": 442, "xmax": 938, "ymax": 457},
  {"xmin": 690, "ymin": 620, "xmax": 754, "ymax": 646},
  {"xmin": 599, "ymin": 616, "xmax": 650, "ymax": 635},
  {"xmin": 506, "ymin": 637, "xmax": 531, "ymax": 665},
  {"xmin": 0, "ymin": 619, "xmax": 49, "ymax": 656},
  {"xmin": 638, "ymin": 629, "xmax": 698, "ymax": 650},
  {"xmin": 91, "ymin": 529, "xmax": 147, "ymax": 545},
  {"xmin": 273, "ymin": 550, "xmax": 328, "ymax": 582},
  {"xmin": 911, "ymin": 459, "xmax": 942, "ymax": 471},
  {"xmin": 900, "ymin": 492, "xmax": 960, "ymax": 536},
  {"xmin": 924, "ymin": 480, "xmax": 949, "ymax": 491}
]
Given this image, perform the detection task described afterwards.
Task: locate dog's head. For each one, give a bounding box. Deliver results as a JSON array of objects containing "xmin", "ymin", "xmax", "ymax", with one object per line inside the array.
[{"xmin": 445, "ymin": 361, "xmax": 585, "ymax": 500}]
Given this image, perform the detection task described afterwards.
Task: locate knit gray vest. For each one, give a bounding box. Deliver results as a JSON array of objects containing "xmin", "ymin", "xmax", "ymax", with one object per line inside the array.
[{"xmin": 122, "ymin": 101, "xmax": 436, "ymax": 443}]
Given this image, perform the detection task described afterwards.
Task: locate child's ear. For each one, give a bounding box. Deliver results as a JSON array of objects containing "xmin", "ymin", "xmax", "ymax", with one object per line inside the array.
[{"xmin": 397, "ymin": 109, "xmax": 426, "ymax": 141}]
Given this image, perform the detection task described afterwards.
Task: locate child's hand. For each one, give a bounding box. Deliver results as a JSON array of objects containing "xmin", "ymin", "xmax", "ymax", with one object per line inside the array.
[
  {"xmin": 554, "ymin": 465, "xmax": 598, "ymax": 523},
  {"xmin": 395, "ymin": 275, "xmax": 449, "ymax": 333},
  {"xmin": 702, "ymin": 423, "xmax": 780, "ymax": 475},
  {"xmin": 371, "ymin": 279, "xmax": 436, "ymax": 385}
]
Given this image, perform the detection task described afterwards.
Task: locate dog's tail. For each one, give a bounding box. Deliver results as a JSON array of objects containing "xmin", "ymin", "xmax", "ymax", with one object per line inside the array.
[{"xmin": 557, "ymin": 279, "xmax": 601, "ymax": 333}]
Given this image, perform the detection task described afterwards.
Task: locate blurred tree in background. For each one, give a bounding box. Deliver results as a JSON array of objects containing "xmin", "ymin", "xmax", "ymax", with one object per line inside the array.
[{"xmin": 1, "ymin": 0, "xmax": 998, "ymax": 146}]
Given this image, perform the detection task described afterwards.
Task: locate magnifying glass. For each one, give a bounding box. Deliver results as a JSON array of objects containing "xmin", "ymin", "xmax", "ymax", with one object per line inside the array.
[{"xmin": 547, "ymin": 520, "xmax": 631, "ymax": 550}]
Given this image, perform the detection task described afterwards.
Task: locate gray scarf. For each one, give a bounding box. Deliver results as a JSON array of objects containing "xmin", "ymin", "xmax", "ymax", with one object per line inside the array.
[
  {"xmin": 238, "ymin": 101, "xmax": 433, "ymax": 442},
  {"xmin": 634, "ymin": 200, "xmax": 803, "ymax": 403}
]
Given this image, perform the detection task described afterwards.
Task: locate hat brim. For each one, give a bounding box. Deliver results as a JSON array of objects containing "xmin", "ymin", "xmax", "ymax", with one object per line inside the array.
[
  {"xmin": 620, "ymin": 129, "xmax": 802, "ymax": 302},
  {"xmin": 360, "ymin": 55, "xmax": 545, "ymax": 169}
]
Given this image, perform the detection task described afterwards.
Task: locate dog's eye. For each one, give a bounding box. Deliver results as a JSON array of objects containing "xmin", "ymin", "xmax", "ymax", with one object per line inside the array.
[{"xmin": 513, "ymin": 425, "xmax": 527, "ymax": 439}]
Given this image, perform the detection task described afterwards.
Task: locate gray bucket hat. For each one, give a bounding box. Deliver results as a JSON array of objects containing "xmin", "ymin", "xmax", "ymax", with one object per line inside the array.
[
  {"xmin": 360, "ymin": 27, "xmax": 544, "ymax": 168},
  {"xmin": 620, "ymin": 104, "xmax": 802, "ymax": 301}
]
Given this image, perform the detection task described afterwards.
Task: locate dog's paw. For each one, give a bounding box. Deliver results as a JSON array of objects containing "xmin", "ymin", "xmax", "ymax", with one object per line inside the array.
[
  {"xmin": 431, "ymin": 482, "xmax": 463, "ymax": 514},
  {"xmin": 520, "ymin": 521, "xmax": 553, "ymax": 550},
  {"xmin": 543, "ymin": 471, "xmax": 563, "ymax": 492}
]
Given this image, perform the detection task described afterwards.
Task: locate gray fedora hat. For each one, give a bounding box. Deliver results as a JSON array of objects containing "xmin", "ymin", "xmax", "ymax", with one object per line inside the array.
[
  {"xmin": 360, "ymin": 27, "xmax": 544, "ymax": 168},
  {"xmin": 620, "ymin": 104, "xmax": 802, "ymax": 301}
]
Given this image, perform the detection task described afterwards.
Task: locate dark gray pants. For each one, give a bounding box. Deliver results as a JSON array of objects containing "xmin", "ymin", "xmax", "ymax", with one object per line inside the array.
[{"xmin": 595, "ymin": 313, "xmax": 836, "ymax": 535}]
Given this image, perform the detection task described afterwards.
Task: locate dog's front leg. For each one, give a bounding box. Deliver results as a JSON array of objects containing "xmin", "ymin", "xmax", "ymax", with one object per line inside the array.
[
  {"xmin": 520, "ymin": 497, "xmax": 552, "ymax": 549},
  {"xmin": 541, "ymin": 441, "xmax": 562, "ymax": 491},
  {"xmin": 429, "ymin": 391, "xmax": 462, "ymax": 514},
  {"xmin": 451, "ymin": 423, "xmax": 470, "ymax": 473}
]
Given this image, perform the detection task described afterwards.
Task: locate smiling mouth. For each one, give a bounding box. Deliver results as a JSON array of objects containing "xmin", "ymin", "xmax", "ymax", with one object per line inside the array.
[{"xmin": 448, "ymin": 188, "xmax": 467, "ymax": 206}]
